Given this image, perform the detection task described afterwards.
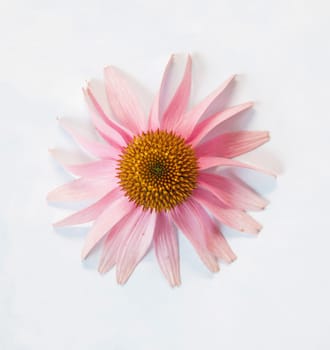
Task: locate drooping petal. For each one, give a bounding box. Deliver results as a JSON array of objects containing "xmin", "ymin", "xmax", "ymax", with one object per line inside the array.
[
  {"xmin": 210, "ymin": 231, "xmax": 237, "ymax": 263},
  {"xmin": 59, "ymin": 119, "xmax": 117, "ymax": 159},
  {"xmin": 116, "ymin": 210, "xmax": 156, "ymax": 285},
  {"xmin": 81, "ymin": 196, "xmax": 132, "ymax": 259},
  {"xmin": 104, "ymin": 66, "xmax": 147, "ymax": 134},
  {"xmin": 170, "ymin": 200, "xmax": 219, "ymax": 272},
  {"xmin": 85, "ymin": 85, "xmax": 132, "ymax": 144},
  {"xmin": 160, "ymin": 55, "xmax": 192, "ymax": 131},
  {"xmin": 198, "ymin": 172, "xmax": 269, "ymax": 211},
  {"xmin": 185, "ymin": 196, "xmax": 236, "ymax": 262},
  {"xmin": 83, "ymin": 88, "xmax": 127, "ymax": 149},
  {"xmin": 154, "ymin": 212, "xmax": 181, "ymax": 287},
  {"xmin": 53, "ymin": 187, "xmax": 122, "ymax": 227},
  {"xmin": 47, "ymin": 176, "xmax": 115, "ymax": 202},
  {"xmin": 98, "ymin": 207, "xmax": 142, "ymax": 274},
  {"xmin": 195, "ymin": 131, "xmax": 270, "ymax": 158},
  {"xmin": 175, "ymin": 75, "xmax": 236, "ymax": 138},
  {"xmin": 193, "ymin": 187, "xmax": 262, "ymax": 234},
  {"xmin": 188, "ymin": 102, "xmax": 254, "ymax": 146},
  {"xmin": 198, "ymin": 156, "xmax": 276, "ymax": 177},
  {"xmin": 49, "ymin": 150, "xmax": 117, "ymax": 178}
]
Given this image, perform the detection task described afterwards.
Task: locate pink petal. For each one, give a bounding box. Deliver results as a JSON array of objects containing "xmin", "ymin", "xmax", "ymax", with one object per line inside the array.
[
  {"xmin": 50, "ymin": 150, "xmax": 117, "ymax": 178},
  {"xmin": 160, "ymin": 55, "xmax": 192, "ymax": 131},
  {"xmin": 53, "ymin": 187, "xmax": 122, "ymax": 227},
  {"xmin": 175, "ymin": 75, "xmax": 236, "ymax": 138},
  {"xmin": 186, "ymin": 196, "xmax": 236, "ymax": 262},
  {"xmin": 63, "ymin": 161, "xmax": 116, "ymax": 178},
  {"xmin": 116, "ymin": 210, "xmax": 156, "ymax": 285},
  {"xmin": 148, "ymin": 97, "xmax": 160, "ymax": 131},
  {"xmin": 47, "ymin": 176, "xmax": 115, "ymax": 202},
  {"xmin": 85, "ymin": 86, "xmax": 132, "ymax": 144},
  {"xmin": 198, "ymin": 156, "xmax": 276, "ymax": 177},
  {"xmin": 193, "ymin": 187, "xmax": 262, "ymax": 234},
  {"xmin": 83, "ymin": 88, "xmax": 127, "ymax": 149},
  {"xmin": 98, "ymin": 207, "xmax": 142, "ymax": 274},
  {"xmin": 170, "ymin": 200, "xmax": 220, "ymax": 273},
  {"xmin": 148, "ymin": 100, "xmax": 160, "ymax": 131},
  {"xmin": 210, "ymin": 231, "xmax": 237, "ymax": 263},
  {"xmin": 154, "ymin": 212, "xmax": 181, "ymax": 287},
  {"xmin": 81, "ymin": 196, "xmax": 132, "ymax": 259},
  {"xmin": 188, "ymin": 102, "xmax": 254, "ymax": 146},
  {"xmin": 148, "ymin": 55, "xmax": 174, "ymax": 130},
  {"xmin": 66, "ymin": 160, "xmax": 117, "ymax": 178},
  {"xmin": 104, "ymin": 66, "xmax": 147, "ymax": 134},
  {"xmin": 198, "ymin": 172, "xmax": 269, "ymax": 211},
  {"xmin": 59, "ymin": 119, "xmax": 117, "ymax": 159},
  {"xmin": 195, "ymin": 131, "xmax": 270, "ymax": 158}
]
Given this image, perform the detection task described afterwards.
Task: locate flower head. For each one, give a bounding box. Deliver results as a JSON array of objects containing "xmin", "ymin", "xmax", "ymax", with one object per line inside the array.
[{"xmin": 48, "ymin": 55, "xmax": 274, "ymax": 286}]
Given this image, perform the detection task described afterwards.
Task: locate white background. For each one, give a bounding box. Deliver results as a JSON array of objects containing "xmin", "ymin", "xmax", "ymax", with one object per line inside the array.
[{"xmin": 1, "ymin": 0, "xmax": 330, "ymax": 349}]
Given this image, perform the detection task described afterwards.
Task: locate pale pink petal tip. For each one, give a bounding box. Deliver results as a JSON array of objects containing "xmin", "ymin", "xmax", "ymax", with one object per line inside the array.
[
  {"xmin": 228, "ymin": 253, "xmax": 237, "ymax": 263},
  {"xmin": 98, "ymin": 263, "xmax": 110, "ymax": 274},
  {"xmin": 53, "ymin": 221, "xmax": 63, "ymax": 228}
]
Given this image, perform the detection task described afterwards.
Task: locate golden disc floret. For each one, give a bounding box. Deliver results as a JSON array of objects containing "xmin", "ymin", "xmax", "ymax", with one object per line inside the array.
[{"xmin": 117, "ymin": 130, "xmax": 198, "ymax": 211}]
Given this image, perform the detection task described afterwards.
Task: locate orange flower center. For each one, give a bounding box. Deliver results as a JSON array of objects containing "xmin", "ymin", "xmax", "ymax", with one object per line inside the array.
[{"xmin": 117, "ymin": 130, "xmax": 198, "ymax": 211}]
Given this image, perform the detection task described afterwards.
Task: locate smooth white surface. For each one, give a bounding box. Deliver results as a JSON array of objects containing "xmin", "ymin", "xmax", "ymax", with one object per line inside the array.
[{"xmin": 1, "ymin": 1, "xmax": 330, "ymax": 349}]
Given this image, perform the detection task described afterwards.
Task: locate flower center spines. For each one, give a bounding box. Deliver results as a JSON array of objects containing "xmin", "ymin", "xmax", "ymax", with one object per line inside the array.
[{"xmin": 117, "ymin": 130, "xmax": 198, "ymax": 211}]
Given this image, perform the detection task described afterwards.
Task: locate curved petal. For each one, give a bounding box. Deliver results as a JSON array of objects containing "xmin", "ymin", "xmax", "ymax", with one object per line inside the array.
[
  {"xmin": 154, "ymin": 212, "xmax": 181, "ymax": 287},
  {"xmin": 210, "ymin": 231, "xmax": 237, "ymax": 263},
  {"xmin": 198, "ymin": 156, "xmax": 276, "ymax": 177},
  {"xmin": 83, "ymin": 88, "xmax": 127, "ymax": 149},
  {"xmin": 188, "ymin": 102, "xmax": 253, "ymax": 146},
  {"xmin": 61, "ymin": 161, "xmax": 116, "ymax": 178},
  {"xmin": 104, "ymin": 66, "xmax": 147, "ymax": 134},
  {"xmin": 53, "ymin": 187, "xmax": 122, "ymax": 227},
  {"xmin": 195, "ymin": 131, "xmax": 270, "ymax": 158},
  {"xmin": 49, "ymin": 150, "xmax": 117, "ymax": 178},
  {"xmin": 59, "ymin": 119, "xmax": 117, "ymax": 159},
  {"xmin": 148, "ymin": 96, "xmax": 160, "ymax": 131},
  {"xmin": 170, "ymin": 200, "xmax": 219, "ymax": 272},
  {"xmin": 198, "ymin": 172, "xmax": 269, "ymax": 211},
  {"xmin": 81, "ymin": 196, "xmax": 132, "ymax": 259},
  {"xmin": 98, "ymin": 207, "xmax": 142, "ymax": 274},
  {"xmin": 47, "ymin": 176, "xmax": 115, "ymax": 202},
  {"xmin": 116, "ymin": 210, "xmax": 156, "ymax": 285},
  {"xmin": 186, "ymin": 195, "xmax": 237, "ymax": 262},
  {"xmin": 148, "ymin": 55, "xmax": 174, "ymax": 130},
  {"xmin": 175, "ymin": 75, "xmax": 236, "ymax": 138},
  {"xmin": 161, "ymin": 55, "xmax": 192, "ymax": 131},
  {"xmin": 193, "ymin": 187, "xmax": 262, "ymax": 234},
  {"xmin": 85, "ymin": 85, "xmax": 132, "ymax": 144}
]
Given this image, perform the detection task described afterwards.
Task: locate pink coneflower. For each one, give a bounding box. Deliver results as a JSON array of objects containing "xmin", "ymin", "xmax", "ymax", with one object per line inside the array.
[{"xmin": 48, "ymin": 55, "xmax": 274, "ymax": 286}]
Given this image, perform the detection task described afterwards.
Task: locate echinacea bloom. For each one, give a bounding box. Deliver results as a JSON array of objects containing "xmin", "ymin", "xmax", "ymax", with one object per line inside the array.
[{"xmin": 48, "ymin": 55, "xmax": 274, "ymax": 286}]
